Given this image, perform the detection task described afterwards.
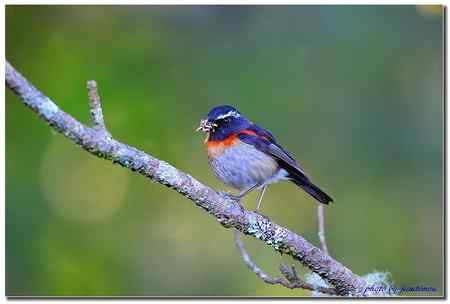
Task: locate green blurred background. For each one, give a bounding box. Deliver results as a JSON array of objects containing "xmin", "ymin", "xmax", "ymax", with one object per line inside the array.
[{"xmin": 6, "ymin": 5, "xmax": 443, "ymax": 296}]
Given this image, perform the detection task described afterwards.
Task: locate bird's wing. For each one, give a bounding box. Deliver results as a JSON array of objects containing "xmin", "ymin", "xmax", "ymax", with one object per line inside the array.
[
  {"xmin": 246, "ymin": 124, "xmax": 276, "ymax": 141},
  {"xmin": 238, "ymin": 125, "xmax": 307, "ymax": 176},
  {"xmin": 238, "ymin": 125, "xmax": 334, "ymax": 204}
]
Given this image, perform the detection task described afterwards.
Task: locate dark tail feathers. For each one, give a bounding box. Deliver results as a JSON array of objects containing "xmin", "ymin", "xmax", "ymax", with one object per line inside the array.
[{"xmin": 291, "ymin": 178, "xmax": 333, "ymax": 205}]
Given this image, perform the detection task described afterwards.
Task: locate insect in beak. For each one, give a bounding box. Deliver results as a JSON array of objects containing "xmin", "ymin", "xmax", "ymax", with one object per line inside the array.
[{"xmin": 196, "ymin": 119, "xmax": 217, "ymax": 132}]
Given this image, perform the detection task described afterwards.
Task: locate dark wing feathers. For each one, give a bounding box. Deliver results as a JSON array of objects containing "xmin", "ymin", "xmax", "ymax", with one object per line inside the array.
[
  {"xmin": 240, "ymin": 124, "xmax": 305, "ymax": 174},
  {"xmin": 238, "ymin": 124, "xmax": 333, "ymax": 204},
  {"xmin": 246, "ymin": 124, "xmax": 275, "ymax": 141},
  {"xmin": 238, "ymin": 131, "xmax": 310, "ymax": 185}
]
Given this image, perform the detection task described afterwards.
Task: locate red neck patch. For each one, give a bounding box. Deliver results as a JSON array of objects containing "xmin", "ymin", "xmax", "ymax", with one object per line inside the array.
[
  {"xmin": 207, "ymin": 129, "xmax": 258, "ymax": 148},
  {"xmin": 207, "ymin": 133, "xmax": 239, "ymax": 148}
]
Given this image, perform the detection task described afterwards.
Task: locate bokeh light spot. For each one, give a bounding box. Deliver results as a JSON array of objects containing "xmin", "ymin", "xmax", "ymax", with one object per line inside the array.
[{"xmin": 40, "ymin": 138, "xmax": 130, "ymax": 222}]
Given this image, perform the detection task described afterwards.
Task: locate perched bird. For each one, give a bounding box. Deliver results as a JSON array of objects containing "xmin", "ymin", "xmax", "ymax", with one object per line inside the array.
[{"xmin": 197, "ymin": 105, "xmax": 333, "ymax": 211}]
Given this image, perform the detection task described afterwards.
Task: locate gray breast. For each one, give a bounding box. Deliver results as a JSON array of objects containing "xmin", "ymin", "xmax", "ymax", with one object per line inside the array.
[{"xmin": 209, "ymin": 142, "xmax": 282, "ymax": 191}]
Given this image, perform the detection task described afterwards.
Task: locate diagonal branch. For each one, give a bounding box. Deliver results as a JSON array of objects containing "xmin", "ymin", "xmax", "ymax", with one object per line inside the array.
[
  {"xmin": 5, "ymin": 60, "xmax": 367, "ymax": 296},
  {"xmin": 234, "ymin": 231, "xmax": 338, "ymax": 295}
]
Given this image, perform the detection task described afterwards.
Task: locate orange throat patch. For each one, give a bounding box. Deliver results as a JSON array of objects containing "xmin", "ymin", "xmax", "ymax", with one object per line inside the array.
[{"xmin": 206, "ymin": 134, "xmax": 240, "ymax": 159}]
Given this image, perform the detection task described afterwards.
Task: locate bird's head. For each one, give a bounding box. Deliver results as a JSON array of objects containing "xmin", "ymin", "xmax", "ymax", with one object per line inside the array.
[{"xmin": 196, "ymin": 105, "xmax": 250, "ymax": 140}]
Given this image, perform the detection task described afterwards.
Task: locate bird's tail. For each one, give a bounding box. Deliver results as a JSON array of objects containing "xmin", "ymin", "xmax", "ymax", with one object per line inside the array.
[{"xmin": 290, "ymin": 176, "xmax": 333, "ymax": 205}]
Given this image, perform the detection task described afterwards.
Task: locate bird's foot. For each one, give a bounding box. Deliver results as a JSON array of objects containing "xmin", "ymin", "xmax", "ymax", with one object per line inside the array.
[
  {"xmin": 219, "ymin": 192, "xmax": 242, "ymax": 202},
  {"xmin": 219, "ymin": 192, "xmax": 245, "ymax": 212},
  {"xmin": 254, "ymin": 209, "xmax": 270, "ymax": 222}
]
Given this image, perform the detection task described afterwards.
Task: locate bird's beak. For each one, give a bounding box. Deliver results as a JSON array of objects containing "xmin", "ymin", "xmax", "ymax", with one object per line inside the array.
[{"xmin": 196, "ymin": 119, "xmax": 217, "ymax": 132}]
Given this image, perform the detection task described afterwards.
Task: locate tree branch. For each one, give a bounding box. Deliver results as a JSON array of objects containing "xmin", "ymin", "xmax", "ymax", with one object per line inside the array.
[
  {"xmin": 5, "ymin": 60, "xmax": 367, "ymax": 296},
  {"xmin": 234, "ymin": 231, "xmax": 338, "ymax": 295},
  {"xmin": 87, "ymin": 80, "xmax": 107, "ymax": 132},
  {"xmin": 317, "ymin": 205, "xmax": 329, "ymax": 255}
]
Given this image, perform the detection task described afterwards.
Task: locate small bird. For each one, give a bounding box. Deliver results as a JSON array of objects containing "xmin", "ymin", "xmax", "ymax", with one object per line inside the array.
[{"xmin": 197, "ymin": 105, "xmax": 333, "ymax": 211}]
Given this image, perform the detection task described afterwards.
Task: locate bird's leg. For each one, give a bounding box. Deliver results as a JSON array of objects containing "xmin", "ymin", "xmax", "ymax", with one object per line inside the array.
[
  {"xmin": 237, "ymin": 182, "xmax": 263, "ymax": 199},
  {"xmin": 255, "ymin": 185, "xmax": 268, "ymax": 212}
]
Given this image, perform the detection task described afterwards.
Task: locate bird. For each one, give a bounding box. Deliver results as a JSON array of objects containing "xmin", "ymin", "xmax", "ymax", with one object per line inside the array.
[{"xmin": 196, "ymin": 105, "xmax": 333, "ymax": 211}]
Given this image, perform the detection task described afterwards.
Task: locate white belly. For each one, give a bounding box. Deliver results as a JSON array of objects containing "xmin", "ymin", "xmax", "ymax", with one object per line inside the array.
[{"xmin": 209, "ymin": 143, "xmax": 288, "ymax": 191}]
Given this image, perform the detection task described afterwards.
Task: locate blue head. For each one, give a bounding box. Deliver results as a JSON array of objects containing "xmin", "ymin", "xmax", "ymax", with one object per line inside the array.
[{"xmin": 197, "ymin": 105, "xmax": 250, "ymax": 140}]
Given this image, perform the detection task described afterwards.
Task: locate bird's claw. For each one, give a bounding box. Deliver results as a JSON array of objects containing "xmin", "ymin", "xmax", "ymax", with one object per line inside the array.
[
  {"xmin": 254, "ymin": 209, "xmax": 270, "ymax": 222},
  {"xmin": 219, "ymin": 192, "xmax": 241, "ymax": 202},
  {"xmin": 219, "ymin": 192, "xmax": 246, "ymax": 212}
]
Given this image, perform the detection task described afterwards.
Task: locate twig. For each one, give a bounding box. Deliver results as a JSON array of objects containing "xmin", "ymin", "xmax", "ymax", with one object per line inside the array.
[
  {"xmin": 5, "ymin": 60, "xmax": 367, "ymax": 296},
  {"xmin": 234, "ymin": 231, "xmax": 338, "ymax": 295},
  {"xmin": 317, "ymin": 205, "xmax": 329, "ymax": 255},
  {"xmin": 87, "ymin": 80, "xmax": 107, "ymax": 131}
]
